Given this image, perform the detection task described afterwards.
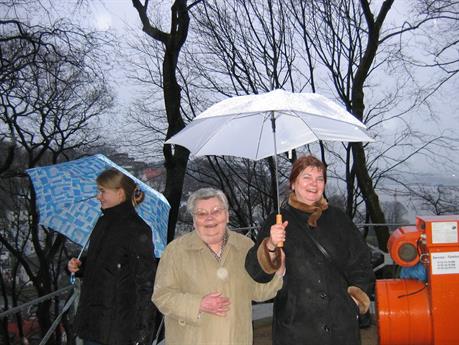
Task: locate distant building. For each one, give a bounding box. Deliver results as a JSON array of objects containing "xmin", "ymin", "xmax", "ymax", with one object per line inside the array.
[{"xmin": 106, "ymin": 153, "xmax": 166, "ymax": 192}]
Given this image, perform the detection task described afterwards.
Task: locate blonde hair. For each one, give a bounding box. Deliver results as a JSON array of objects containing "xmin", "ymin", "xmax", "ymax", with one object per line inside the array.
[{"xmin": 96, "ymin": 168, "xmax": 145, "ymax": 206}]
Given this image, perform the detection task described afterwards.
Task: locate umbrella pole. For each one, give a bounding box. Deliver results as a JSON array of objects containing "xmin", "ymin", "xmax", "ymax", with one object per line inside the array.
[
  {"xmin": 70, "ymin": 236, "xmax": 90, "ymax": 285},
  {"xmin": 271, "ymin": 113, "xmax": 284, "ymax": 247}
]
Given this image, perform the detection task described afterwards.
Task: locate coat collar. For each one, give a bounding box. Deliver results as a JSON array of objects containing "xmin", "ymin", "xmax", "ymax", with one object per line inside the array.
[
  {"xmin": 101, "ymin": 201, "xmax": 136, "ymax": 219},
  {"xmin": 288, "ymin": 192, "xmax": 328, "ymax": 227}
]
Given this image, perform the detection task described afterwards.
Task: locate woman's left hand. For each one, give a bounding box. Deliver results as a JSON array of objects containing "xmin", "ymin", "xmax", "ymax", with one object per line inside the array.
[{"xmin": 199, "ymin": 292, "xmax": 231, "ymax": 317}]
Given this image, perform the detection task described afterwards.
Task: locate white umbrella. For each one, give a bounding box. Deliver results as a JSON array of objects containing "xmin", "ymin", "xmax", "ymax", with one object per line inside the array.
[{"xmin": 166, "ymin": 89, "xmax": 373, "ymax": 224}]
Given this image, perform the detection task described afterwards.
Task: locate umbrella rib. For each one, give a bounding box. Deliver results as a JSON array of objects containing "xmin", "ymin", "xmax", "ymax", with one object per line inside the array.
[
  {"xmin": 293, "ymin": 113, "xmax": 321, "ymax": 142},
  {"xmin": 254, "ymin": 114, "xmax": 271, "ymax": 159}
]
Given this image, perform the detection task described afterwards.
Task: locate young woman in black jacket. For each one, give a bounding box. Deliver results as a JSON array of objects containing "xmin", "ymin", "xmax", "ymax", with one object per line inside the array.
[{"xmin": 67, "ymin": 168, "xmax": 157, "ymax": 345}]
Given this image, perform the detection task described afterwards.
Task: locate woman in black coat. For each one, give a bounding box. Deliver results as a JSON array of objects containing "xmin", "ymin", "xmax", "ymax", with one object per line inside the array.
[
  {"xmin": 67, "ymin": 168, "xmax": 157, "ymax": 345},
  {"xmin": 245, "ymin": 155, "xmax": 375, "ymax": 345}
]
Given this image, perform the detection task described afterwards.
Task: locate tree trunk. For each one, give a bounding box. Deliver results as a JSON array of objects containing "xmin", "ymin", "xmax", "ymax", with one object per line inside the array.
[
  {"xmin": 162, "ymin": 2, "xmax": 191, "ymax": 242},
  {"xmin": 351, "ymin": 142, "xmax": 390, "ymax": 250},
  {"xmin": 349, "ymin": 0, "xmax": 395, "ymax": 251},
  {"xmin": 132, "ymin": 0, "xmax": 193, "ymax": 242},
  {"xmin": 163, "ymin": 145, "xmax": 189, "ymax": 243}
]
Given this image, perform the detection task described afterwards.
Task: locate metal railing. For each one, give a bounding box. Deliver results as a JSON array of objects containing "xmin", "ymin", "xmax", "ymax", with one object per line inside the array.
[
  {"xmin": 0, "ymin": 286, "xmax": 73, "ymax": 320},
  {"xmin": 1, "ymin": 280, "xmax": 161, "ymax": 345},
  {"xmin": 1, "ymin": 284, "xmax": 76, "ymax": 345}
]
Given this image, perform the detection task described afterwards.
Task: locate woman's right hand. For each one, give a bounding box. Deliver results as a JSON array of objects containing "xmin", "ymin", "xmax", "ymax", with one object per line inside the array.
[
  {"xmin": 269, "ymin": 221, "xmax": 288, "ymax": 247},
  {"xmin": 67, "ymin": 257, "xmax": 81, "ymax": 273}
]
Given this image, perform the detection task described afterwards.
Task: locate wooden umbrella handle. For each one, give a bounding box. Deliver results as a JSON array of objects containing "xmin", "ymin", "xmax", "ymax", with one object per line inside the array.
[{"xmin": 276, "ymin": 213, "xmax": 284, "ymax": 248}]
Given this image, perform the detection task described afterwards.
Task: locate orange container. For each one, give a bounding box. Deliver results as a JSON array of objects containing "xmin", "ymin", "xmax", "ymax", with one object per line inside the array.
[
  {"xmin": 387, "ymin": 226, "xmax": 421, "ymax": 267},
  {"xmin": 376, "ymin": 279, "xmax": 432, "ymax": 345},
  {"xmin": 419, "ymin": 216, "xmax": 459, "ymax": 345}
]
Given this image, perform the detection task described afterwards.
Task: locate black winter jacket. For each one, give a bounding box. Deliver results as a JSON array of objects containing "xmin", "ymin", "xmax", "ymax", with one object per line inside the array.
[
  {"xmin": 246, "ymin": 204, "xmax": 375, "ymax": 345},
  {"xmin": 74, "ymin": 201, "xmax": 157, "ymax": 345}
]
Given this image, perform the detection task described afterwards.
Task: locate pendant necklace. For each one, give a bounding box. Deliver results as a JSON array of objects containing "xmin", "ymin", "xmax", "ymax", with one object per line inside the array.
[{"xmin": 205, "ymin": 231, "xmax": 229, "ymax": 281}]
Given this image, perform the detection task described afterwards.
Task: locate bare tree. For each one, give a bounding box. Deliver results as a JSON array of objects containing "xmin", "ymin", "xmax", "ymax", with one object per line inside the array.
[
  {"xmin": 131, "ymin": 0, "xmax": 206, "ymax": 242},
  {"xmin": 412, "ymin": 0, "xmax": 459, "ymax": 95},
  {"xmin": 122, "ymin": 0, "xmax": 458, "ymax": 254},
  {"xmin": 276, "ymin": 0, "xmax": 398, "ymax": 250},
  {"xmin": 401, "ymin": 183, "xmax": 459, "ymax": 215},
  {"xmin": 0, "ymin": 12, "xmax": 113, "ymax": 343},
  {"xmin": 382, "ymin": 200, "xmax": 409, "ymax": 225},
  {"xmin": 415, "ymin": 185, "xmax": 459, "ymax": 215},
  {"xmin": 180, "ymin": 0, "xmax": 458, "ymax": 252},
  {"xmin": 270, "ymin": 0, "xmax": 456, "ymax": 250},
  {"xmin": 185, "ymin": 0, "xmax": 308, "ymax": 215}
]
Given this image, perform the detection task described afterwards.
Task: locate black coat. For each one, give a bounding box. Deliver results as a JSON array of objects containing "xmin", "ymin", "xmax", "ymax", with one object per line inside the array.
[
  {"xmin": 246, "ymin": 204, "xmax": 375, "ymax": 345},
  {"xmin": 75, "ymin": 201, "xmax": 157, "ymax": 345}
]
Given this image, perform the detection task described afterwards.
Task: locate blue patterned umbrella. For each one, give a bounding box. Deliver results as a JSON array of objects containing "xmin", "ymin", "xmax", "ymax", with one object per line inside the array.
[{"xmin": 26, "ymin": 154, "xmax": 169, "ymax": 257}]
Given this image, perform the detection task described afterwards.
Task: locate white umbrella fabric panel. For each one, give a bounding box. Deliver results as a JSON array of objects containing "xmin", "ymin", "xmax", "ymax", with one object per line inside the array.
[
  {"xmin": 166, "ymin": 90, "xmax": 373, "ymax": 160},
  {"xmin": 27, "ymin": 154, "xmax": 170, "ymax": 258}
]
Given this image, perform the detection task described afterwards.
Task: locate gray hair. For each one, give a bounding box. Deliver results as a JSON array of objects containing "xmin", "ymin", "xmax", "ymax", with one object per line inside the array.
[{"xmin": 186, "ymin": 187, "xmax": 229, "ymax": 215}]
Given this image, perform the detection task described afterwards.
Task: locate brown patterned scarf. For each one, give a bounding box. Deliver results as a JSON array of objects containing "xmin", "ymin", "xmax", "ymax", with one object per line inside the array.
[{"xmin": 288, "ymin": 192, "xmax": 328, "ymax": 227}]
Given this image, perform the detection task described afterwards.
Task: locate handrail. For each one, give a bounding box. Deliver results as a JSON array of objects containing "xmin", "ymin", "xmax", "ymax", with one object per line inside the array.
[
  {"xmin": 233, "ymin": 223, "xmax": 415, "ymax": 232},
  {"xmin": 0, "ymin": 285, "xmax": 74, "ymax": 319},
  {"xmin": 38, "ymin": 289, "xmax": 78, "ymax": 345},
  {"xmin": 356, "ymin": 223, "xmax": 415, "ymax": 227}
]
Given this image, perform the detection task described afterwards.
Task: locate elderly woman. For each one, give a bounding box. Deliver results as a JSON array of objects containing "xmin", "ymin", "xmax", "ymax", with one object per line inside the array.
[
  {"xmin": 245, "ymin": 155, "xmax": 375, "ymax": 345},
  {"xmin": 153, "ymin": 187, "xmax": 284, "ymax": 345}
]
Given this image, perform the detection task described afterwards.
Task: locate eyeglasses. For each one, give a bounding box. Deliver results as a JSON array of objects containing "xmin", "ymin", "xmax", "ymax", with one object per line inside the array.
[{"xmin": 194, "ymin": 207, "xmax": 226, "ymax": 220}]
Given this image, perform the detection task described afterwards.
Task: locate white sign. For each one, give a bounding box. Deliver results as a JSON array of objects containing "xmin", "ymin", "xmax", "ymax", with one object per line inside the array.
[
  {"xmin": 431, "ymin": 222, "xmax": 458, "ymax": 244},
  {"xmin": 431, "ymin": 252, "xmax": 459, "ymax": 275}
]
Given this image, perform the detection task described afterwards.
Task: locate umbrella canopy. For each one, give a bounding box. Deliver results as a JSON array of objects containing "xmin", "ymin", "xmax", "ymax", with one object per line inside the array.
[
  {"xmin": 26, "ymin": 154, "xmax": 170, "ymax": 257},
  {"xmin": 166, "ymin": 89, "xmax": 373, "ymax": 160},
  {"xmin": 167, "ymin": 89, "xmax": 374, "ymax": 219}
]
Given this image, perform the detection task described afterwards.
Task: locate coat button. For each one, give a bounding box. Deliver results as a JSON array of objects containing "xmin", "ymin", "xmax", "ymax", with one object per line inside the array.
[
  {"xmin": 320, "ymin": 292, "xmax": 327, "ymax": 299},
  {"xmin": 178, "ymin": 320, "xmax": 186, "ymax": 326}
]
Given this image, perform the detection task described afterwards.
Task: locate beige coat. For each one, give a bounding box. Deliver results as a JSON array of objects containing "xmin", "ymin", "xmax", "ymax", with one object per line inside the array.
[{"xmin": 152, "ymin": 230, "xmax": 282, "ymax": 345}]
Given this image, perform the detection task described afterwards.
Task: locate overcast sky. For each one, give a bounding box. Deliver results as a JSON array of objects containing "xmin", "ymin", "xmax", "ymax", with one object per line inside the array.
[{"xmin": 48, "ymin": 1, "xmax": 459, "ymax": 180}]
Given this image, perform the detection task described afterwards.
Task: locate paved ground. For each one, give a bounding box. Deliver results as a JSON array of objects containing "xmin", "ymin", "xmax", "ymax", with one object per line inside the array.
[{"xmin": 252, "ymin": 303, "xmax": 378, "ymax": 345}]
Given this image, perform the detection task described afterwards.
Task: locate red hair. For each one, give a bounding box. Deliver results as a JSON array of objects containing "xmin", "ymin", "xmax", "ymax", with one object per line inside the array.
[{"xmin": 289, "ymin": 155, "xmax": 327, "ymax": 189}]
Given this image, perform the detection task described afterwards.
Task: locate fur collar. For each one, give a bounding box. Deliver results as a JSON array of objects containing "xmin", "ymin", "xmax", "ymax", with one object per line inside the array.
[{"xmin": 288, "ymin": 192, "xmax": 328, "ymax": 227}]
